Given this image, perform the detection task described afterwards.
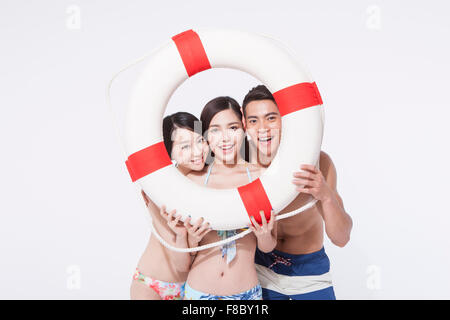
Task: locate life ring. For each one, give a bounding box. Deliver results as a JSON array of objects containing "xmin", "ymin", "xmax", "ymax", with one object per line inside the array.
[{"xmin": 124, "ymin": 28, "xmax": 323, "ymax": 230}]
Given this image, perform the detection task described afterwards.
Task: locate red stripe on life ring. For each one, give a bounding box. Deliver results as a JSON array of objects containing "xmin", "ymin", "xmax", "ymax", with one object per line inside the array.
[
  {"xmin": 172, "ymin": 30, "xmax": 212, "ymax": 77},
  {"xmin": 273, "ymin": 82, "xmax": 323, "ymax": 117},
  {"xmin": 125, "ymin": 142, "xmax": 172, "ymax": 182},
  {"xmin": 238, "ymin": 178, "xmax": 273, "ymax": 226}
]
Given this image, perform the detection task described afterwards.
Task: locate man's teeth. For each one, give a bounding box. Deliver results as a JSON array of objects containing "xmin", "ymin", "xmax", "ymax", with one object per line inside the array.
[
  {"xmin": 221, "ymin": 145, "xmax": 233, "ymax": 150},
  {"xmin": 259, "ymin": 137, "xmax": 272, "ymax": 142}
]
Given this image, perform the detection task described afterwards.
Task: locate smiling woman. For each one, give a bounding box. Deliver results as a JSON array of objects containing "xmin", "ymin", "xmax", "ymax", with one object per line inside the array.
[
  {"xmin": 162, "ymin": 112, "xmax": 208, "ymax": 174},
  {"xmin": 200, "ymin": 96, "xmax": 249, "ymax": 165},
  {"xmin": 130, "ymin": 111, "xmax": 211, "ymax": 300}
]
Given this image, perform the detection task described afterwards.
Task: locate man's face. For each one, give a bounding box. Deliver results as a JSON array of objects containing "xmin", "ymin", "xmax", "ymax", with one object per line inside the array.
[{"xmin": 244, "ymin": 99, "xmax": 282, "ymax": 160}]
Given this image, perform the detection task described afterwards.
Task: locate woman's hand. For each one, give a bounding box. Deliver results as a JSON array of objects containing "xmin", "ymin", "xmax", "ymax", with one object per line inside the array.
[
  {"xmin": 184, "ymin": 216, "xmax": 212, "ymax": 248},
  {"xmin": 249, "ymin": 210, "xmax": 277, "ymax": 253},
  {"xmin": 159, "ymin": 205, "xmax": 187, "ymax": 239}
]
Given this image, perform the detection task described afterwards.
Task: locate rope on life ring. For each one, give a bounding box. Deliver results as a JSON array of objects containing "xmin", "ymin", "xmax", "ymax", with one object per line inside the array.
[{"xmin": 150, "ymin": 198, "xmax": 318, "ymax": 253}]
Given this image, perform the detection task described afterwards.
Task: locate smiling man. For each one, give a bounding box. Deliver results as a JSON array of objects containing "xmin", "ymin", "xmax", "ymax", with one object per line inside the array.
[{"xmin": 242, "ymin": 85, "xmax": 353, "ymax": 300}]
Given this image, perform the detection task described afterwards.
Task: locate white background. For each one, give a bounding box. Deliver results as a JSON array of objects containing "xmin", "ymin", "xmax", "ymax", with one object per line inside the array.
[{"xmin": 1, "ymin": 0, "xmax": 449, "ymax": 299}]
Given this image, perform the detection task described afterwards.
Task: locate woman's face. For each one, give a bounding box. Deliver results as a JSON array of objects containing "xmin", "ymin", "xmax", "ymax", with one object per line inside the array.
[
  {"xmin": 206, "ymin": 109, "xmax": 245, "ymax": 164},
  {"xmin": 171, "ymin": 127, "xmax": 208, "ymax": 172}
]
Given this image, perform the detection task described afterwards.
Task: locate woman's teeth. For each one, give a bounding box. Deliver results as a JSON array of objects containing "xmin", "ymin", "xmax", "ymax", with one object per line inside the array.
[
  {"xmin": 259, "ymin": 136, "xmax": 272, "ymax": 142},
  {"xmin": 218, "ymin": 144, "xmax": 235, "ymax": 154}
]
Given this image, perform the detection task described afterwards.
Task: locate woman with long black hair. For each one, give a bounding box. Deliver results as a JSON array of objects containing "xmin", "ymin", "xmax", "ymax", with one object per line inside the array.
[
  {"xmin": 183, "ymin": 97, "xmax": 277, "ymax": 300},
  {"xmin": 131, "ymin": 112, "xmax": 211, "ymax": 300}
]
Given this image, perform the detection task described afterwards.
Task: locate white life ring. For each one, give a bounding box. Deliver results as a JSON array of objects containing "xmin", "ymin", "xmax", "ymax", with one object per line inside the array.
[{"xmin": 124, "ymin": 28, "xmax": 324, "ymax": 230}]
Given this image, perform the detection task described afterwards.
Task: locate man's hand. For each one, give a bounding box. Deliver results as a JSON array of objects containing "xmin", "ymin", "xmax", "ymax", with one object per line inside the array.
[
  {"xmin": 292, "ymin": 164, "xmax": 335, "ymax": 203},
  {"xmin": 293, "ymin": 160, "xmax": 352, "ymax": 247}
]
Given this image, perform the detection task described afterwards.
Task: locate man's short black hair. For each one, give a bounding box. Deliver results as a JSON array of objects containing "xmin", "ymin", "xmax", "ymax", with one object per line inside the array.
[{"xmin": 242, "ymin": 85, "xmax": 276, "ymax": 117}]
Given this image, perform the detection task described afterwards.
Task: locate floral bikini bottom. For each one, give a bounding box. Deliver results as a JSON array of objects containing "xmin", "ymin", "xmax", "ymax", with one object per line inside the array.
[{"xmin": 133, "ymin": 268, "xmax": 185, "ymax": 300}]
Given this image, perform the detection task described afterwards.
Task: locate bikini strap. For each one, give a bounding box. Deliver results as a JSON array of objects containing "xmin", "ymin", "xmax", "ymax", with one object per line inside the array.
[
  {"xmin": 246, "ymin": 166, "xmax": 252, "ymax": 183},
  {"xmin": 204, "ymin": 162, "xmax": 214, "ymax": 186}
]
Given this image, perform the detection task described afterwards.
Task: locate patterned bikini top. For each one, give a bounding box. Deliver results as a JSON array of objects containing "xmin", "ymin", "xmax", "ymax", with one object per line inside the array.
[{"xmin": 204, "ymin": 162, "xmax": 252, "ymax": 264}]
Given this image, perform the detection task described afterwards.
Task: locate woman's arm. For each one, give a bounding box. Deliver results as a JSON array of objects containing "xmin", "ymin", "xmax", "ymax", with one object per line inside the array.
[
  {"xmin": 184, "ymin": 217, "xmax": 212, "ymax": 264},
  {"xmin": 141, "ymin": 190, "xmax": 192, "ymax": 273},
  {"xmin": 158, "ymin": 205, "xmax": 192, "ymax": 273}
]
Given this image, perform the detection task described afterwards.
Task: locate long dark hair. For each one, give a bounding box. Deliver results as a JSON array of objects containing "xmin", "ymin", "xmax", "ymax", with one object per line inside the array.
[
  {"xmin": 200, "ymin": 96, "xmax": 249, "ymax": 162},
  {"xmin": 163, "ymin": 112, "xmax": 202, "ymax": 157}
]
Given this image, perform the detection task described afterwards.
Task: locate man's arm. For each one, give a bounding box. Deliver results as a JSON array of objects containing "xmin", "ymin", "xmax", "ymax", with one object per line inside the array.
[
  {"xmin": 316, "ymin": 152, "xmax": 352, "ymax": 247},
  {"xmin": 292, "ymin": 152, "xmax": 353, "ymax": 247}
]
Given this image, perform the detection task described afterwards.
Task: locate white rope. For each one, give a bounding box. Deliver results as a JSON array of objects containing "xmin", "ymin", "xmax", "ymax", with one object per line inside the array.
[
  {"xmin": 259, "ymin": 32, "xmax": 325, "ymax": 127},
  {"xmin": 151, "ymin": 198, "xmax": 318, "ymax": 253},
  {"xmin": 106, "ymin": 40, "xmax": 170, "ymax": 160},
  {"xmin": 150, "ymin": 223, "xmax": 252, "ymax": 253}
]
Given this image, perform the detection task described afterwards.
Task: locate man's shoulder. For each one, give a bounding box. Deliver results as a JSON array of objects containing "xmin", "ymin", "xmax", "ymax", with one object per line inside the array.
[
  {"xmin": 319, "ymin": 150, "xmax": 332, "ymax": 165},
  {"xmin": 319, "ymin": 150, "xmax": 341, "ymax": 194},
  {"xmin": 319, "ymin": 150, "xmax": 335, "ymax": 174}
]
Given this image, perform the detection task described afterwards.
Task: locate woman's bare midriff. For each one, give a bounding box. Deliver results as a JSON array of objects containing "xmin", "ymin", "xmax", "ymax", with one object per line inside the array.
[
  {"xmin": 136, "ymin": 234, "xmax": 189, "ymax": 283},
  {"xmin": 186, "ymin": 231, "xmax": 259, "ymax": 295}
]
